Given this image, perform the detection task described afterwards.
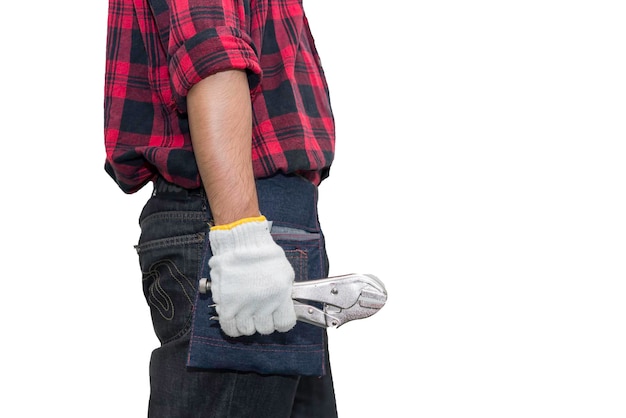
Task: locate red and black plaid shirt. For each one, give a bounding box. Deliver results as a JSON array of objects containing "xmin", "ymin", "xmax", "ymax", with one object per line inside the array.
[{"xmin": 104, "ymin": 0, "xmax": 335, "ymax": 193}]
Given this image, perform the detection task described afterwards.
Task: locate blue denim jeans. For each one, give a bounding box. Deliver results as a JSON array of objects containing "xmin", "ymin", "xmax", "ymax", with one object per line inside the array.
[{"xmin": 136, "ymin": 174, "xmax": 338, "ymax": 417}]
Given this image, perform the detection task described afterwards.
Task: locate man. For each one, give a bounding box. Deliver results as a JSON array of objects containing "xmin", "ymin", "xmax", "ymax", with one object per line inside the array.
[{"xmin": 104, "ymin": 0, "xmax": 338, "ymax": 416}]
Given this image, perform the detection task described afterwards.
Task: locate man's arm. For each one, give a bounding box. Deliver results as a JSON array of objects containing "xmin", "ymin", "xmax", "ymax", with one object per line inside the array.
[
  {"xmin": 187, "ymin": 69, "xmax": 297, "ymax": 337},
  {"xmin": 187, "ymin": 69, "xmax": 259, "ymax": 225}
]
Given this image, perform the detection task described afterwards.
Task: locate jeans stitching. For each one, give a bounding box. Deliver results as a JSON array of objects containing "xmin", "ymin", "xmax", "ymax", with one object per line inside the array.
[
  {"xmin": 135, "ymin": 233, "xmax": 205, "ymax": 253},
  {"xmin": 142, "ymin": 254, "xmax": 199, "ymax": 344}
]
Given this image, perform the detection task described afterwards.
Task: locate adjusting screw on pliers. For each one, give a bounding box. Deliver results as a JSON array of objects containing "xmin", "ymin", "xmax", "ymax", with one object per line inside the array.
[{"xmin": 198, "ymin": 278, "xmax": 211, "ymax": 294}]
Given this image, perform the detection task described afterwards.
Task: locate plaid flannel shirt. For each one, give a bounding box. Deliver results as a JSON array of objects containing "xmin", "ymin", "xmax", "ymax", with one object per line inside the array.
[{"xmin": 104, "ymin": 0, "xmax": 335, "ymax": 193}]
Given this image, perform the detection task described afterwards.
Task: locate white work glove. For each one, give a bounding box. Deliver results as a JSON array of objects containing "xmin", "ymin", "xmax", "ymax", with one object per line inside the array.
[{"xmin": 208, "ymin": 215, "xmax": 297, "ymax": 337}]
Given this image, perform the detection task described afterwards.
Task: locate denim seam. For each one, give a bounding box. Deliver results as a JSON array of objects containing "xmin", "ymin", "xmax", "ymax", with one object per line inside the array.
[
  {"xmin": 139, "ymin": 210, "xmax": 206, "ymax": 229},
  {"xmin": 191, "ymin": 337, "xmax": 325, "ymax": 352},
  {"xmin": 135, "ymin": 233, "xmax": 205, "ymax": 253}
]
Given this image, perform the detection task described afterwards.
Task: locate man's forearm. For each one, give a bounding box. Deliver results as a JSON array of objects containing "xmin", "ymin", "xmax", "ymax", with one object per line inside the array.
[{"xmin": 187, "ymin": 70, "xmax": 260, "ymax": 226}]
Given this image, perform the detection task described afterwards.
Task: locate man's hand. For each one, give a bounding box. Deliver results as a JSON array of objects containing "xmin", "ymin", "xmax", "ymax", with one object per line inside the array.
[{"xmin": 208, "ymin": 216, "xmax": 297, "ymax": 337}]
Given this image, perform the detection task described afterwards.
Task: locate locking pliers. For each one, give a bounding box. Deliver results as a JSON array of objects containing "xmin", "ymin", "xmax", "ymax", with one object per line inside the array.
[
  {"xmin": 291, "ymin": 273, "xmax": 387, "ymax": 328},
  {"xmin": 198, "ymin": 273, "xmax": 387, "ymax": 328}
]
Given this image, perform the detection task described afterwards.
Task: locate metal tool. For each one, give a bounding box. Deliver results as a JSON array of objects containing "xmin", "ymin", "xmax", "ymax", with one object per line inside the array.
[{"xmin": 198, "ymin": 273, "xmax": 387, "ymax": 328}]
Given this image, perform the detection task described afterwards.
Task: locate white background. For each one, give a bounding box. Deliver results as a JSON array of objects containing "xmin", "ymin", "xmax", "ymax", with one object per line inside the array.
[{"xmin": 1, "ymin": 1, "xmax": 625, "ymax": 417}]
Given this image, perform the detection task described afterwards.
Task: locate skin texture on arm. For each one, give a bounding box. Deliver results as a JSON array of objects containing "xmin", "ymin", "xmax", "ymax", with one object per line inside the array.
[{"xmin": 187, "ymin": 70, "xmax": 260, "ymax": 226}]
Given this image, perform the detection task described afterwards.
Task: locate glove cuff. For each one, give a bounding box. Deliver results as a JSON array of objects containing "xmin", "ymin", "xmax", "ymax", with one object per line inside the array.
[
  {"xmin": 211, "ymin": 215, "xmax": 266, "ymax": 231},
  {"xmin": 209, "ymin": 215, "xmax": 276, "ymax": 254}
]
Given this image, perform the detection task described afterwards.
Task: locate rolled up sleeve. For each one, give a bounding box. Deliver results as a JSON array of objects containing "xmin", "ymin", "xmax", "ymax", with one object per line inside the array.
[{"xmin": 151, "ymin": 0, "xmax": 262, "ymax": 111}]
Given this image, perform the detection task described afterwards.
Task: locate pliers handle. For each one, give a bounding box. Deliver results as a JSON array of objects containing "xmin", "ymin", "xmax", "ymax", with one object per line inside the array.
[{"xmin": 198, "ymin": 273, "xmax": 388, "ymax": 328}]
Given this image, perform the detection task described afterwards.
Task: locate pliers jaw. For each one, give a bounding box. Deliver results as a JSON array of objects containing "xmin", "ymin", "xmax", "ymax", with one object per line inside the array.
[{"xmin": 291, "ymin": 274, "xmax": 388, "ymax": 328}]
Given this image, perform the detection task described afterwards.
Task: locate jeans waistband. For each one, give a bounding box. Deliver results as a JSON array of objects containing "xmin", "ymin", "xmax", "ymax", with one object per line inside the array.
[
  {"xmin": 153, "ymin": 177, "xmax": 204, "ymax": 199},
  {"xmin": 151, "ymin": 173, "xmax": 319, "ymax": 230}
]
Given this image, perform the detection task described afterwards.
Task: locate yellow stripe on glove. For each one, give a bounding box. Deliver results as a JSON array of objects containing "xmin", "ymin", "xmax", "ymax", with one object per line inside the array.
[{"xmin": 210, "ymin": 215, "xmax": 266, "ymax": 231}]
